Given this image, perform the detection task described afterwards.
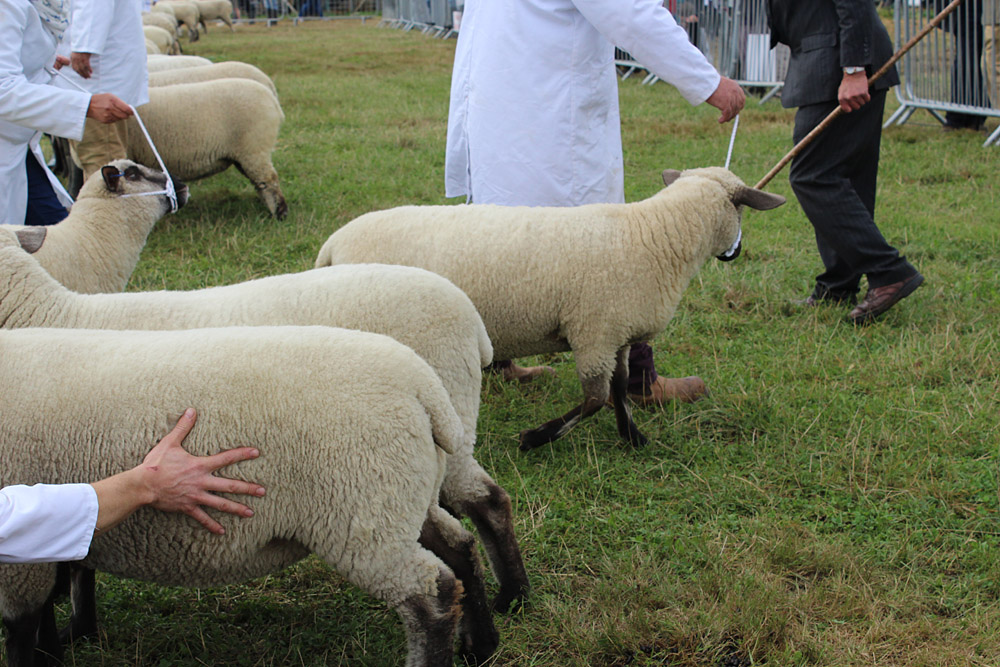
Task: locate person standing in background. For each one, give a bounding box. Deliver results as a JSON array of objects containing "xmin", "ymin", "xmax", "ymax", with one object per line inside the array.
[
  {"xmin": 0, "ymin": 0, "xmax": 133, "ymax": 226},
  {"xmin": 62, "ymin": 0, "xmax": 148, "ymax": 180},
  {"xmin": 766, "ymin": 0, "xmax": 923, "ymax": 324},
  {"xmin": 445, "ymin": 0, "xmax": 744, "ymax": 406}
]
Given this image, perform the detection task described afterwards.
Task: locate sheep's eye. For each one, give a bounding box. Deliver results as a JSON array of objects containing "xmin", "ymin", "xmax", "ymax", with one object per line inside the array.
[{"xmin": 124, "ymin": 166, "xmax": 142, "ymax": 182}]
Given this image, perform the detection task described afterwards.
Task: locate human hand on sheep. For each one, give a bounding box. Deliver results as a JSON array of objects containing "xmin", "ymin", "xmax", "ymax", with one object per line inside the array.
[
  {"xmin": 90, "ymin": 408, "xmax": 266, "ymax": 536},
  {"xmin": 86, "ymin": 93, "xmax": 134, "ymax": 123},
  {"xmin": 705, "ymin": 76, "xmax": 745, "ymax": 123}
]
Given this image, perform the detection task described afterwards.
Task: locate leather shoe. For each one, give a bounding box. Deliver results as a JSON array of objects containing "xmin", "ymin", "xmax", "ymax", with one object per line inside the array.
[
  {"xmin": 848, "ymin": 272, "xmax": 924, "ymax": 324},
  {"xmin": 627, "ymin": 375, "xmax": 708, "ymax": 407}
]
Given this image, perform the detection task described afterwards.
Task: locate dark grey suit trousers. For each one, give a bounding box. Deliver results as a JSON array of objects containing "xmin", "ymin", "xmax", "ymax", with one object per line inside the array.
[{"xmin": 789, "ymin": 90, "xmax": 916, "ymax": 296}]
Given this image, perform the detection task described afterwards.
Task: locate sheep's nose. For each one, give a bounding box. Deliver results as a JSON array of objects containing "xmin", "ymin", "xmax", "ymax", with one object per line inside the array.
[
  {"xmin": 716, "ymin": 241, "xmax": 741, "ymax": 262},
  {"xmin": 172, "ymin": 178, "xmax": 190, "ymax": 208}
]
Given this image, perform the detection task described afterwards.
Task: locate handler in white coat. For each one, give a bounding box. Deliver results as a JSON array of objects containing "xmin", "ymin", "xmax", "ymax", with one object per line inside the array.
[
  {"xmin": 445, "ymin": 0, "xmax": 744, "ymax": 401},
  {"xmin": 0, "ymin": 0, "xmax": 133, "ymax": 226},
  {"xmin": 61, "ymin": 0, "xmax": 149, "ymax": 180}
]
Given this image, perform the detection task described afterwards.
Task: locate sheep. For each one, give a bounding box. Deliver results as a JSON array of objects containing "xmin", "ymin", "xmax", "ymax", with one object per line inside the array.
[
  {"xmin": 147, "ymin": 54, "xmax": 213, "ymax": 71},
  {"xmin": 125, "ymin": 79, "xmax": 288, "ymax": 218},
  {"xmin": 0, "ymin": 161, "xmax": 188, "ymax": 294},
  {"xmin": 0, "ymin": 206, "xmax": 529, "ymax": 616},
  {"xmin": 316, "ymin": 167, "xmax": 787, "ymax": 450},
  {"xmin": 143, "ymin": 25, "xmax": 181, "ymax": 55},
  {"xmin": 0, "ymin": 325, "xmax": 499, "ymax": 667},
  {"xmin": 154, "ymin": 0, "xmax": 200, "ymax": 40},
  {"xmin": 193, "ymin": 0, "xmax": 235, "ymax": 32},
  {"xmin": 144, "ymin": 38, "xmax": 160, "ymax": 54},
  {"xmin": 142, "ymin": 11, "xmax": 179, "ymax": 36},
  {"xmin": 148, "ymin": 61, "xmax": 278, "ymax": 98}
]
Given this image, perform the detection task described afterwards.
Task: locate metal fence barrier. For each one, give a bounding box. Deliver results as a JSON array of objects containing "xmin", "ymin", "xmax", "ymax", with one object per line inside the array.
[
  {"xmin": 232, "ymin": 0, "xmax": 381, "ymax": 24},
  {"xmin": 615, "ymin": 1, "xmax": 789, "ymax": 103},
  {"xmin": 886, "ymin": 0, "xmax": 1000, "ymax": 147},
  {"xmin": 379, "ymin": 0, "xmax": 458, "ymax": 35}
]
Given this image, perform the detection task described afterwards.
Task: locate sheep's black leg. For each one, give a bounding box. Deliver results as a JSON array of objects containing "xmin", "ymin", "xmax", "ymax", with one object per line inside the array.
[
  {"xmin": 397, "ymin": 566, "xmax": 462, "ymax": 667},
  {"xmin": 610, "ymin": 347, "xmax": 648, "ymax": 447},
  {"xmin": 4, "ymin": 593, "xmax": 63, "ymax": 667},
  {"xmin": 447, "ymin": 479, "xmax": 530, "ymax": 614},
  {"xmin": 59, "ymin": 565, "xmax": 98, "ymax": 644},
  {"xmin": 518, "ymin": 376, "xmax": 608, "ymax": 450},
  {"xmin": 419, "ymin": 507, "xmax": 499, "ymax": 665}
]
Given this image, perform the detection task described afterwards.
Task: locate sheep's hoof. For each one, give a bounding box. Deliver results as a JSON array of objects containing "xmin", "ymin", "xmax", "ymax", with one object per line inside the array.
[
  {"xmin": 517, "ymin": 428, "xmax": 551, "ymax": 451},
  {"xmin": 491, "ymin": 586, "xmax": 528, "ymax": 615},
  {"xmin": 624, "ymin": 428, "xmax": 649, "ymax": 448}
]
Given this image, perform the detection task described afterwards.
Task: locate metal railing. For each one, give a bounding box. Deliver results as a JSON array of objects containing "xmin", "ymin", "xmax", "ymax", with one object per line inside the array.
[{"xmin": 885, "ymin": 0, "xmax": 999, "ymax": 147}]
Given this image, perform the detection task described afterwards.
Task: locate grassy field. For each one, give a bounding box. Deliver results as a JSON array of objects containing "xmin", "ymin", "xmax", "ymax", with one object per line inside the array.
[{"xmin": 23, "ymin": 17, "xmax": 1000, "ymax": 666}]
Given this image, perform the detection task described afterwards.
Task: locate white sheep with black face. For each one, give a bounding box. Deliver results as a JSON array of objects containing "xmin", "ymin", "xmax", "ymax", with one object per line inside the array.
[
  {"xmin": 0, "ymin": 159, "xmax": 187, "ymax": 294},
  {"xmin": 0, "ymin": 325, "xmax": 499, "ymax": 667},
  {"xmin": 316, "ymin": 167, "xmax": 786, "ymax": 450}
]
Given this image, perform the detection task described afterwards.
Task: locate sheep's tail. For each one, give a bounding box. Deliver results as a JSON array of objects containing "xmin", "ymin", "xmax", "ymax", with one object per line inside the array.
[
  {"xmin": 476, "ymin": 316, "xmax": 493, "ymax": 369},
  {"xmin": 314, "ymin": 236, "xmax": 334, "ymax": 268},
  {"xmin": 418, "ymin": 377, "xmax": 463, "ymax": 457}
]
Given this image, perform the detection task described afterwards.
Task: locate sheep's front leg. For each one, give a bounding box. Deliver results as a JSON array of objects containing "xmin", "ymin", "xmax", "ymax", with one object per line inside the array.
[
  {"xmin": 518, "ymin": 375, "xmax": 609, "ymax": 450},
  {"xmin": 610, "ymin": 346, "xmax": 648, "ymax": 447}
]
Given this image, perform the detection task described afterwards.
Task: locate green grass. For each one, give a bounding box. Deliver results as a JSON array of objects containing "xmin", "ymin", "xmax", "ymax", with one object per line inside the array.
[{"xmin": 22, "ymin": 18, "xmax": 1000, "ymax": 666}]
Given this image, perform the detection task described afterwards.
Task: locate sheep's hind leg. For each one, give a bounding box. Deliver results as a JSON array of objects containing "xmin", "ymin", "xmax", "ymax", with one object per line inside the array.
[
  {"xmin": 396, "ymin": 566, "xmax": 464, "ymax": 667},
  {"xmin": 610, "ymin": 346, "xmax": 648, "ymax": 447},
  {"xmin": 518, "ymin": 376, "xmax": 608, "ymax": 450},
  {"xmin": 419, "ymin": 506, "xmax": 499, "ymax": 664},
  {"xmin": 444, "ymin": 467, "xmax": 530, "ymax": 614},
  {"xmin": 58, "ymin": 565, "xmax": 98, "ymax": 644}
]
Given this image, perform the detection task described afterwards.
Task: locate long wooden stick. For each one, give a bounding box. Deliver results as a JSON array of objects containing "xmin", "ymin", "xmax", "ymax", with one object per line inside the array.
[{"xmin": 754, "ymin": 0, "xmax": 966, "ymax": 190}]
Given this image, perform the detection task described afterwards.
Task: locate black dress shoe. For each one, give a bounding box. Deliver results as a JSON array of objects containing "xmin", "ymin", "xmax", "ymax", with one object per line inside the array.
[{"xmin": 848, "ymin": 272, "xmax": 924, "ymax": 324}]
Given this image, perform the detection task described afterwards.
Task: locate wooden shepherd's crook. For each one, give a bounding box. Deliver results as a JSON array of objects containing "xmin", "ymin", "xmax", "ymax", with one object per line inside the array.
[{"xmin": 754, "ymin": 0, "xmax": 966, "ymax": 190}]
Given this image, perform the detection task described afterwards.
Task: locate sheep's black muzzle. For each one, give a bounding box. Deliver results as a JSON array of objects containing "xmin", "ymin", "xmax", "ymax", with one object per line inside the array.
[{"xmin": 716, "ymin": 241, "xmax": 741, "ymax": 262}]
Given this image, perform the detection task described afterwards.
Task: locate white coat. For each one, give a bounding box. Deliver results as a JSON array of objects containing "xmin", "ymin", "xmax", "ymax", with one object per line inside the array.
[
  {"xmin": 0, "ymin": 483, "xmax": 98, "ymax": 563},
  {"xmin": 445, "ymin": 0, "xmax": 721, "ymax": 207},
  {"xmin": 0, "ymin": 0, "xmax": 90, "ymax": 225},
  {"xmin": 58, "ymin": 0, "xmax": 149, "ymax": 105}
]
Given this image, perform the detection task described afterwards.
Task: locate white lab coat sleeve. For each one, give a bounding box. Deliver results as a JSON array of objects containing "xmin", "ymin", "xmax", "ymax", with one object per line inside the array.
[
  {"xmin": 69, "ymin": 0, "xmax": 114, "ymax": 56},
  {"xmin": 0, "ymin": 2, "xmax": 91, "ymax": 139},
  {"xmin": 0, "ymin": 484, "xmax": 98, "ymax": 564},
  {"xmin": 570, "ymin": 0, "xmax": 721, "ymax": 105}
]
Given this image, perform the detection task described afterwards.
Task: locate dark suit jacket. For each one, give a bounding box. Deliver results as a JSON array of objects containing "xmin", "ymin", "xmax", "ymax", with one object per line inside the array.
[{"xmin": 766, "ymin": 0, "xmax": 900, "ymax": 108}]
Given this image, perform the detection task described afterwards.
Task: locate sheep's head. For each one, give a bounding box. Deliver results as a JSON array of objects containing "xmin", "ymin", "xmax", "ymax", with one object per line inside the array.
[
  {"xmin": 75, "ymin": 159, "xmax": 189, "ymax": 217},
  {"xmin": 661, "ymin": 167, "xmax": 784, "ymax": 262}
]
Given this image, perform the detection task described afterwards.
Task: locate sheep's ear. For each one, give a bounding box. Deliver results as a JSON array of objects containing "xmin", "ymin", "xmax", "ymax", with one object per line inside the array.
[
  {"xmin": 101, "ymin": 165, "xmax": 124, "ymax": 194},
  {"xmin": 732, "ymin": 186, "xmax": 786, "ymax": 211},
  {"xmin": 661, "ymin": 169, "xmax": 683, "ymax": 186}
]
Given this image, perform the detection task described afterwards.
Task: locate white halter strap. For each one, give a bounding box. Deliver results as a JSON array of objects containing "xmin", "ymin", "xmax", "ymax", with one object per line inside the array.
[
  {"xmin": 47, "ymin": 68, "xmax": 178, "ymax": 213},
  {"xmin": 724, "ymin": 114, "xmax": 739, "ymax": 170}
]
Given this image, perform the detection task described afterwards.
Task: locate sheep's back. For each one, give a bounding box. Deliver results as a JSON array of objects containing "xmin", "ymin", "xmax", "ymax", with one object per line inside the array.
[
  {"xmin": 0, "ymin": 325, "xmax": 454, "ymax": 586},
  {"xmin": 127, "ymin": 79, "xmax": 283, "ymax": 180}
]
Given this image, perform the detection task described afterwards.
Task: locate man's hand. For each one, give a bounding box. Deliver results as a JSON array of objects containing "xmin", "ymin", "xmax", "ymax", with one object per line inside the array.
[
  {"xmin": 705, "ymin": 76, "xmax": 745, "ymax": 123},
  {"xmin": 838, "ymin": 71, "xmax": 870, "ymax": 112},
  {"xmin": 53, "ymin": 55, "xmax": 70, "ymax": 70},
  {"xmin": 71, "ymin": 51, "xmax": 93, "ymax": 78},
  {"xmin": 140, "ymin": 408, "xmax": 266, "ymax": 535},
  {"xmin": 86, "ymin": 93, "xmax": 134, "ymax": 123}
]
